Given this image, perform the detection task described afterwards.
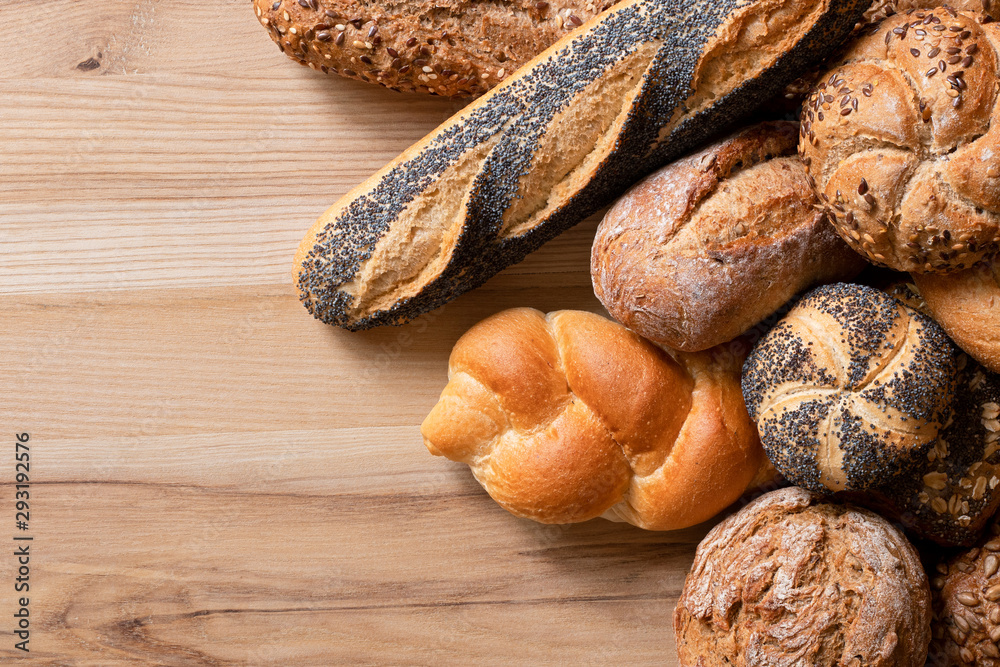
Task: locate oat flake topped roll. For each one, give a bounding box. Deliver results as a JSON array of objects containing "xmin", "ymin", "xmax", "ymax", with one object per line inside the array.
[{"xmin": 675, "ymin": 487, "xmax": 932, "ymax": 667}]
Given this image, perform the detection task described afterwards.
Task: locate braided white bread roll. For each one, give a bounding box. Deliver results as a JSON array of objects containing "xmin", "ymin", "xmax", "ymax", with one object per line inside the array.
[{"xmin": 421, "ymin": 308, "xmax": 769, "ymax": 530}]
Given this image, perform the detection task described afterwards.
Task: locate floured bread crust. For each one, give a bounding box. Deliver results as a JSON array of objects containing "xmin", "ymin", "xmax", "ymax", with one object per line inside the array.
[
  {"xmin": 674, "ymin": 487, "xmax": 932, "ymax": 667},
  {"xmin": 591, "ymin": 121, "xmax": 866, "ymax": 352}
]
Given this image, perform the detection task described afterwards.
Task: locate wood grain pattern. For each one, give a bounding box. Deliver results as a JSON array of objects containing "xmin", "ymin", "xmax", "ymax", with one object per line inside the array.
[{"xmin": 0, "ymin": 1, "xmax": 713, "ymax": 663}]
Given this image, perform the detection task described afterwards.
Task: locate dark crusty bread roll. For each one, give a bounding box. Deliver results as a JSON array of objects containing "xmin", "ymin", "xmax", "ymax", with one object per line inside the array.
[
  {"xmin": 743, "ymin": 282, "xmax": 957, "ymax": 494},
  {"xmin": 293, "ymin": 0, "xmax": 870, "ymax": 330},
  {"xmin": 799, "ymin": 7, "xmax": 1000, "ymax": 274},
  {"xmin": 591, "ymin": 121, "xmax": 866, "ymax": 352},
  {"xmin": 915, "ymin": 257, "xmax": 1000, "ymax": 373},
  {"xmin": 421, "ymin": 308, "xmax": 769, "ymax": 530},
  {"xmin": 253, "ymin": 0, "xmax": 617, "ymax": 97},
  {"xmin": 928, "ymin": 526, "xmax": 1000, "ymax": 665},
  {"xmin": 675, "ymin": 487, "xmax": 932, "ymax": 667},
  {"xmin": 904, "ymin": 356, "xmax": 1000, "ymax": 545}
]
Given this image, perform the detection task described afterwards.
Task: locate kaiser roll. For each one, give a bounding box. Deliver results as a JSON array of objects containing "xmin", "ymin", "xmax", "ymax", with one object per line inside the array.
[
  {"xmin": 800, "ymin": 7, "xmax": 1000, "ymax": 273},
  {"xmin": 743, "ymin": 283, "xmax": 957, "ymax": 494}
]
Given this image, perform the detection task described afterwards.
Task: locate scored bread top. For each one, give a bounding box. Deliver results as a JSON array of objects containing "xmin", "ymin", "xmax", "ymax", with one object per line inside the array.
[
  {"xmin": 743, "ymin": 283, "xmax": 957, "ymax": 494},
  {"xmin": 800, "ymin": 6, "xmax": 1000, "ymax": 273},
  {"xmin": 294, "ymin": 0, "xmax": 871, "ymax": 330},
  {"xmin": 674, "ymin": 487, "xmax": 931, "ymax": 667},
  {"xmin": 592, "ymin": 121, "xmax": 866, "ymax": 352}
]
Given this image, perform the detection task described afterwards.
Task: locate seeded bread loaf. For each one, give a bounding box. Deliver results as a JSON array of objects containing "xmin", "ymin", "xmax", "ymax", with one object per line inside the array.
[
  {"xmin": 591, "ymin": 121, "xmax": 866, "ymax": 352},
  {"xmin": 928, "ymin": 528, "xmax": 1000, "ymax": 666},
  {"xmin": 865, "ymin": 0, "xmax": 1000, "ymax": 25},
  {"xmin": 421, "ymin": 308, "xmax": 769, "ymax": 530},
  {"xmin": 799, "ymin": 7, "xmax": 1000, "ymax": 274},
  {"xmin": 293, "ymin": 0, "xmax": 870, "ymax": 330},
  {"xmin": 675, "ymin": 487, "xmax": 932, "ymax": 667},
  {"xmin": 890, "ymin": 351, "xmax": 1000, "ymax": 546},
  {"xmin": 253, "ymin": 0, "xmax": 618, "ymax": 97},
  {"xmin": 860, "ymin": 285, "xmax": 1000, "ymax": 545},
  {"xmin": 914, "ymin": 257, "xmax": 1000, "ymax": 373}
]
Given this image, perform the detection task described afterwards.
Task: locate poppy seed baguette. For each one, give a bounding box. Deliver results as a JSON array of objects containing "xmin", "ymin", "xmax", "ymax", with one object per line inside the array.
[{"xmin": 294, "ymin": 0, "xmax": 871, "ymax": 330}]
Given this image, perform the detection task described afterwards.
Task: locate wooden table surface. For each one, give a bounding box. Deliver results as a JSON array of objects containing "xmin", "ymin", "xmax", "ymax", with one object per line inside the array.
[{"xmin": 1, "ymin": 1, "xmax": 719, "ymax": 663}]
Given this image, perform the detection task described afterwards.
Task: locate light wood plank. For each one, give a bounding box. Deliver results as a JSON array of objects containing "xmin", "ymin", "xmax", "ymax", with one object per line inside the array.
[{"xmin": 1, "ymin": 0, "xmax": 695, "ymax": 663}]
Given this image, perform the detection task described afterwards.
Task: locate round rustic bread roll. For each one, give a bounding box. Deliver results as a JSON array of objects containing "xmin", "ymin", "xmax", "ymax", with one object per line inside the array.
[
  {"xmin": 421, "ymin": 308, "xmax": 769, "ymax": 530},
  {"xmin": 799, "ymin": 7, "xmax": 1000, "ymax": 273},
  {"xmin": 914, "ymin": 257, "xmax": 1000, "ymax": 373},
  {"xmin": 928, "ymin": 527, "xmax": 1000, "ymax": 665},
  {"xmin": 674, "ymin": 487, "xmax": 932, "ymax": 667},
  {"xmin": 591, "ymin": 121, "xmax": 866, "ymax": 352},
  {"xmin": 743, "ymin": 283, "xmax": 957, "ymax": 494},
  {"xmin": 253, "ymin": 0, "xmax": 616, "ymax": 96}
]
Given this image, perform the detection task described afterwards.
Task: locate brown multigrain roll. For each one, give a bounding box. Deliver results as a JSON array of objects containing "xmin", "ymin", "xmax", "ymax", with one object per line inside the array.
[
  {"xmin": 251, "ymin": 0, "xmax": 617, "ymax": 97},
  {"xmin": 915, "ymin": 257, "xmax": 1000, "ymax": 373},
  {"xmin": 591, "ymin": 121, "xmax": 866, "ymax": 352},
  {"xmin": 928, "ymin": 526, "xmax": 1000, "ymax": 665},
  {"xmin": 779, "ymin": 2, "xmax": 1000, "ymax": 112},
  {"xmin": 799, "ymin": 7, "xmax": 1000, "ymax": 273},
  {"xmin": 674, "ymin": 487, "xmax": 932, "ymax": 667},
  {"xmin": 863, "ymin": 346, "xmax": 1000, "ymax": 546},
  {"xmin": 865, "ymin": 0, "xmax": 1000, "ymax": 25},
  {"xmin": 743, "ymin": 282, "xmax": 957, "ymax": 494},
  {"xmin": 421, "ymin": 308, "xmax": 768, "ymax": 530}
]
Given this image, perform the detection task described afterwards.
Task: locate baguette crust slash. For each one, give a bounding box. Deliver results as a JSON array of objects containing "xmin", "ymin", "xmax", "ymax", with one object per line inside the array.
[{"xmin": 295, "ymin": 0, "xmax": 871, "ymax": 330}]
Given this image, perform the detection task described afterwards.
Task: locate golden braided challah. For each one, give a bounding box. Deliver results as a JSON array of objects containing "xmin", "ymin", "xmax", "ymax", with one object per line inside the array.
[{"xmin": 421, "ymin": 308, "xmax": 769, "ymax": 530}]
